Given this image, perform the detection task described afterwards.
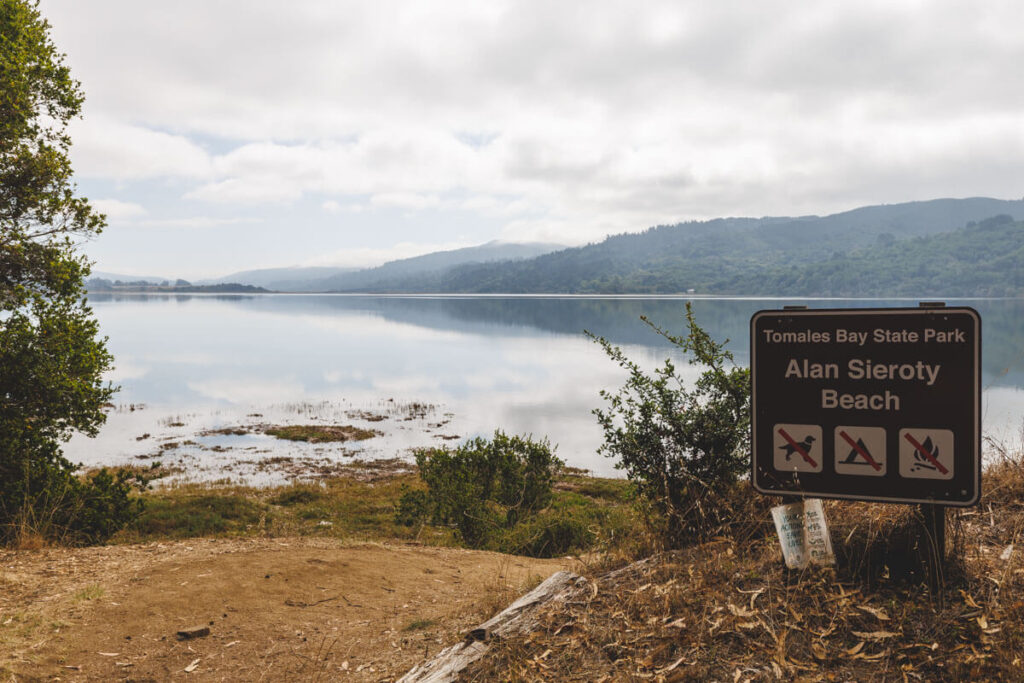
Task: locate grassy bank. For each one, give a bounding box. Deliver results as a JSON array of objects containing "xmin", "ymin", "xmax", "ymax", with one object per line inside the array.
[{"xmin": 109, "ymin": 460, "xmax": 637, "ymax": 558}]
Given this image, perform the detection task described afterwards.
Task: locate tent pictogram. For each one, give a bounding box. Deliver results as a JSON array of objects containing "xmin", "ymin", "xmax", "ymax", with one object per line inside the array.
[
  {"xmin": 899, "ymin": 428, "xmax": 954, "ymax": 480},
  {"xmin": 773, "ymin": 424, "xmax": 823, "ymax": 473},
  {"xmin": 834, "ymin": 426, "xmax": 886, "ymax": 476}
]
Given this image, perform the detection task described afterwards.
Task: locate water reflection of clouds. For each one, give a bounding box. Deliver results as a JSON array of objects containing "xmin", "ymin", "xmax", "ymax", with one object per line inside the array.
[
  {"xmin": 75, "ymin": 295, "xmax": 1024, "ymax": 480},
  {"xmin": 982, "ymin": 387, "xmax": 1024, "ymax": 449},
  {"xmin": 187, "ymin": 377, "xmax": 307, "ymax": 404},
  {"xmin": 370, "ymin": 374, "xmax": 446, "ymax": 396},
  {"xmin": 292, "ymin": 313, "xmax": 468, "ymax": 342}
]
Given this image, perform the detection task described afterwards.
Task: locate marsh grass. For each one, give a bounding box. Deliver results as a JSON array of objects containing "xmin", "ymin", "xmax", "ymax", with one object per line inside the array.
[
  {"xmin": 264, "ymin": 424, "xmax": 382, "ymax": 443},
  {"xmin": 109, "ymin": 466, "xmax": 635, "ymax": 556},
  {"xmin": 123, "ymin": 492, "xmax": 269, "ymax": 541}
]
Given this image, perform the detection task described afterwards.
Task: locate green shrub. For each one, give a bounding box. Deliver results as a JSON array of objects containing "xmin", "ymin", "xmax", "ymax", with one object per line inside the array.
[
  {"xmin": 397, "ymin": 431, "xmax": 563, "ymax": 548},
  {"xmin": 1, "ymin": 457, "xmax": 151, "ymax": 546},
  {"xmin": 68, "ymin": 468, "xmax": 149, "ymax": 544},
  {"xmin": 500, "ymin": 508, "xmax": 594, "ymax": 557},
  {"xmin": 562, "ymin": 475, "xmax": 634, "ymax": 503},
  {"xmin": 495, "ymin": 491, "xmax": 636, "ymax": 557},
  {"xmin": 394, "ymin": 486, "xmax": 431, "ymax": 527},
  {"xmin": 589, "ymin": 302, "xmax": 750, "ymax": 546}
]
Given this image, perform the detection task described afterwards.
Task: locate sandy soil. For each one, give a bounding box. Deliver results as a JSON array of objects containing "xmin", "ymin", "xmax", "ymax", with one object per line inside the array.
[{"xmin": 0, "ymin": 538, "xmax": 571, "ymax": 681}]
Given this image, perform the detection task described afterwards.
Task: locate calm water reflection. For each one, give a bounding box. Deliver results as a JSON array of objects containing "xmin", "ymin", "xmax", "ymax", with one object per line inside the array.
[{"xmin": 66, "ymin": 295, "xmax": 1024, "ymax": 481}]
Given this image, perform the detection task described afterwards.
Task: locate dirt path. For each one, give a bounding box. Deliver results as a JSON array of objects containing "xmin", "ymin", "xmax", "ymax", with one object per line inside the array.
[{"xmin": 0, "ymin": 538, "xmax": 571, "ymax": 681}]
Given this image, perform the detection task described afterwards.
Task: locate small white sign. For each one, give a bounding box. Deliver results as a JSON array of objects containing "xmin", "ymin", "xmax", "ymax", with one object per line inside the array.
[{"xmin": 771, "ymin": 498, "xmax": 836, "ymax": 569}]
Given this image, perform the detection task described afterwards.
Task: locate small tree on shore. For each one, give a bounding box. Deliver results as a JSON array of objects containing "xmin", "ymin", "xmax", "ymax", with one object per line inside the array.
[
  {"xmin": 0, "ymin": 0, "xmax": 139, "ymax": 544},
  {"xmin": 589, "ymin": 303, "xmax": 750, "ymax": 545},
  {"xmin": 396, "ymin": 431, "xmax": 563, "ymax": 549}
]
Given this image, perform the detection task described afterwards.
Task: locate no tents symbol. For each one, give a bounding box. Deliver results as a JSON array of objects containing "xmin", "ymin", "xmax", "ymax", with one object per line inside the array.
[{"xmin": 834, "ymin": 426, "xmax": 886, "ymax": 476}]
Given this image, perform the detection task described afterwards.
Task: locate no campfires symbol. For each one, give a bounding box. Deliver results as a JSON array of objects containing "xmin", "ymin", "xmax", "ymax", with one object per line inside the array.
[
  {"xmin": 774, "ymin": 424, "xmax": 822, "ymax": 473},
  {"xmin": 834, "ymin": 426, "xmax": 886, "ymax": 476},
  {"xmin": 899, "ymin": 428, "xmax": 954, "ymax": 480}
]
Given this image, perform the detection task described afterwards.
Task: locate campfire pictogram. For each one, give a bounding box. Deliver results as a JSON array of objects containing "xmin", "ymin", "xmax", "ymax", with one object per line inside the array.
[{"xmin": 910, "ymin": 436, "xmax": 940, "ymax": 472}]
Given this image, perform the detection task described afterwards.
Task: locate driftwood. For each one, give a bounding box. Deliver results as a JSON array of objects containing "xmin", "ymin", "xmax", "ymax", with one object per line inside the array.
[{"xmin": 398, "ymin": 570, "xmax": 587, "ymax": 683}]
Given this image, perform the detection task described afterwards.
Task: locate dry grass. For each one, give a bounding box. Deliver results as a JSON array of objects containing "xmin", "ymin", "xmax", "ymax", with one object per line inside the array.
[{"xmin": 467, "ymin": 453, "xmax": 1024, "ymax": 682}]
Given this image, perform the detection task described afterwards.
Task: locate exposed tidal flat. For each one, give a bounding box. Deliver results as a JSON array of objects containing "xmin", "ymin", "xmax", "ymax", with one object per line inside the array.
[{"xmin": 65, "ymin": 294, "xmax": 1024, "ymax": 485}]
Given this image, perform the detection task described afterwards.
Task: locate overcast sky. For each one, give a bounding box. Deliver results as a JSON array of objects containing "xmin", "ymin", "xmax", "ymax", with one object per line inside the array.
[{"xmin": 41, "ymin": 0, "xmax": 1024, "ymax": 279}]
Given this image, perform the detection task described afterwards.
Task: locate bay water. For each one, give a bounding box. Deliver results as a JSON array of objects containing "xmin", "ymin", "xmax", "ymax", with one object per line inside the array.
[{"xmin": 65, "ymin": 294, "xmax": 1024, "ymax": 484}]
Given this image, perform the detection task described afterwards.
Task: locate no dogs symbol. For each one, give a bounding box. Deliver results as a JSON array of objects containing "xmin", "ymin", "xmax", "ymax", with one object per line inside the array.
[{"xmin": 773, "ymin": 424, "xmax": 823, "ymax": 473}]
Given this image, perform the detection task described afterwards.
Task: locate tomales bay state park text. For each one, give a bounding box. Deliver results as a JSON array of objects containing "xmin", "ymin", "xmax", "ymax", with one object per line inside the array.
[{"xmin": 760, "ymin": 326, "xmax": 967, "ymax": 411}]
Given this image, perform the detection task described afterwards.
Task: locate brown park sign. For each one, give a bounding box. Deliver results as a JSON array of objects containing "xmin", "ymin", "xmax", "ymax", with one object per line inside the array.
[{"xmin": 750, "ymin": 306, "xmax": 981, "ymax": 506}]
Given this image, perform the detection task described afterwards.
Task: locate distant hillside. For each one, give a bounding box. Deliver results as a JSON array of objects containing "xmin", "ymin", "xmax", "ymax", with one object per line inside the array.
[
  {"xmin": 86, "ymin": 278, "xmax": 269, "ymax": 294},
  {"xmin": 313, "ymin": 241, "xmax": 565, "ymax": 291},
  {"xmin": 323, "ymin": 198, "xmax": 1024, "ymax": 296},
  {"xmin": 91, "ymin": 271, "xmax": 169, "ymax": 285},
  {"xmin": 199, "ymin": 266, "xmax": 358, "ymax": 292}
]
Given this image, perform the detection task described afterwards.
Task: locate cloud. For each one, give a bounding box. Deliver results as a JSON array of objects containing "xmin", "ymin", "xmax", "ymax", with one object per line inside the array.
[
  {"xmin": 43, "ymin": 0, "xmax": 1024, "ymax": 270},
  {"xmin": 184, "ymin": 178, "xmax": 303, "ymax": 204},
  {"xmin": 90, "ymin": 198, "xmax": 147, "ymax": 220},
  {"xmin": 69, "ymin": 117, "xmax": 212, "ymax": 181},
  {"xmin": 134, "ymin": 216, "xmax": 258, "ymax": 229}
]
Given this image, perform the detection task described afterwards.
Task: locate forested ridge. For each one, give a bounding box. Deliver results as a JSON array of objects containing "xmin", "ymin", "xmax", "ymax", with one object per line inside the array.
[{"xmin": 328, "ymin": 198, "xmax": 1024, "ymax": 296}]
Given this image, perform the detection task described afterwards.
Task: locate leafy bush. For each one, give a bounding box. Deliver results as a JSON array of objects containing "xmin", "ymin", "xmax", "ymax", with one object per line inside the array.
[
  {"xmin": 499, "ymin": 506, "xmax": 595, "ymax": 557},
  {"xmin": 1, "ymin": 460, "xmax": 151, "ymax": 546},
  {"xmin": 397, "ymin": 431, "xmax": 563, "ymax": 549},
  {"xmin": 69, "ymin": 468, "xmax": 149, "ymax": 544},
  {"xmin": 394, "ymin": 486, "xmax": 431, "ymax": 527},
  {"xmin": 589, "ymin": 302, "xmax": 750, "ymax": 546}
]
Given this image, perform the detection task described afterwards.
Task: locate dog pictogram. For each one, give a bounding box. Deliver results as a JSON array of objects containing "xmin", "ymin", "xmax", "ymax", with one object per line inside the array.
[{"xmin": 773, "ymin": 424, "xmax": 823, "ymax": 473}]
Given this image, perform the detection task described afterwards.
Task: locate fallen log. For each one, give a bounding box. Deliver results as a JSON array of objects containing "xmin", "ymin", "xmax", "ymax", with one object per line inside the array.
[{"xmin": 398, "ymin": 570, "xmax": 587, "ymax": 683}]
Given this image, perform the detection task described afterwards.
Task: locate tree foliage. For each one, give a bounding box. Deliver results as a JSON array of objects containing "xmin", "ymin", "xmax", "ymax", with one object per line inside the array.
[
  {"xmin": 590, "ymin": 303, "xmax": 750, "ymax": 545},
  {"xmin": 0, "ymin": 0, "xmax": 135, "ymax": 544}
]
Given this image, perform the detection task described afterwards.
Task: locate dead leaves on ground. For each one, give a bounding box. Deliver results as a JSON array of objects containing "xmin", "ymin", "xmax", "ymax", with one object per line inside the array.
[{"xmin": 469, "ymin": 529, "xmax": 1021, "ymax": 682}]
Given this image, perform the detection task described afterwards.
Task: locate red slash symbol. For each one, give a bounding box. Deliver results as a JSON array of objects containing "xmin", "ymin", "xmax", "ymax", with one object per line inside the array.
[
  {"xmin": 903, "ymin": 432, "xmax": 949, "ymax": 475},
  {"xmin": 778, "ymin": 428, "xmax": 818, "ymax": 468},
  {"xmin": 839, "ymin": 430, "xmax": 881, "ymax": 472}
]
